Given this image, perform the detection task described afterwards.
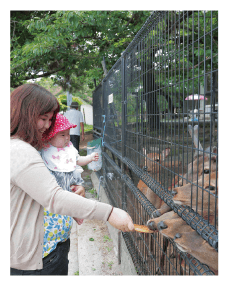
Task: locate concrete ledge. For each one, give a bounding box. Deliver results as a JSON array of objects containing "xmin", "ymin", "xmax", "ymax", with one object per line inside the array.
[
  {"xmin": 91, "ymin": 172, "xmax": 137, "ymax": 275},
  {"xmin": 68, "ymin": 220, "xmax": 79, "ymax": 275}
]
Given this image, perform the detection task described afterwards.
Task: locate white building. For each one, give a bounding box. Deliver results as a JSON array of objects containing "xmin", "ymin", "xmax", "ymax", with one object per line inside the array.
[{"xmin": 80, "ymin": 104, "xmax": 93, "ymax": 125}]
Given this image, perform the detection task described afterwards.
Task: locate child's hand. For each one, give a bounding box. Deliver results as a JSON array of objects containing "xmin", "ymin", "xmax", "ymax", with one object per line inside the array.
[
  {"xmin": 91, "ymin": 152, "xmax": 99, "ymax": 162},
  {"xmin": 70, "ymin": 185, "xmax": 85, "ymax": 225},
  {"xmin": 70, "ymin": 185, "xmax": 85, "ymax": 197},
  {"xmin": 73, "ymin": 218, "xmax": 84, "ymax": 225}
]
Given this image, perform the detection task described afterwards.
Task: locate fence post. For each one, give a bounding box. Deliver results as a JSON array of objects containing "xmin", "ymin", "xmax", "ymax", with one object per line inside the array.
[
  {"xmin": 121, "ymin": 53, "xmax": 127, "ymax": 211},
  {"xmin": 101, "ymin": 79, "xmax": 106, "ymax": 186}
]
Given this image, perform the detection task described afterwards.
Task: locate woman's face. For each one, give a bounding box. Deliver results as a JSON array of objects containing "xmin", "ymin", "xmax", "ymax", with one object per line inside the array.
[
  {"xmin": 37, "ymin": 111, "xmax": 54, "ymax": 134},
  {"xmin": 49, "ymin": 129, "xmax": 70, "ymax": 148}
]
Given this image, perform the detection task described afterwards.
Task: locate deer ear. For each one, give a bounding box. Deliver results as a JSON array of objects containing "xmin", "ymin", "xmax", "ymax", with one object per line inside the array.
[
  {"xmin": 161, "ymin": 148, "xmax": 170, "ymax": 160},
  {"xmin": 211, "ymin": 146, "xmax": 217, "ymax": 162},
  {"xmin": 212, "ymin": 146, "xmax": 217, "ymax": 154},
  {"xmin": 165, "ymin": 148, "xmax": 171, "ymax": 155},
  {"xmin": 211, "ymin": 155, "xmax": 217, "ymax": 162}
]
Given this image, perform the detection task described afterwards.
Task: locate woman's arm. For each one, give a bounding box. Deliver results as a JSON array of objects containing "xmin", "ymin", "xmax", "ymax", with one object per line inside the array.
[
  {"xmin": 11, "ymin": 141, "xmax": 111, "ymax": 221},
  {"xmin": 11, "ymin": 140, "xmax": 134, "ymax": 231}
]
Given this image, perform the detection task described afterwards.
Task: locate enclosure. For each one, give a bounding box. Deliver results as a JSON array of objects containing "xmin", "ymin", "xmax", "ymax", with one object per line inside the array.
[{"xmin": 93, "ymin": 11, "xmax": 218, "ymax": 275}]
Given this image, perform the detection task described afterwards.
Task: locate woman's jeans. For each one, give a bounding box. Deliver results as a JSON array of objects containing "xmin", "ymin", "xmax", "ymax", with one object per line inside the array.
[{"xmin": 10, "ymin": 239, "xmax": 70, "ymax": 275}]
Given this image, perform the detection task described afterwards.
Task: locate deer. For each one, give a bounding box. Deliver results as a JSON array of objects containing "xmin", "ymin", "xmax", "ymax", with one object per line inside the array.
[
  {"xmin": 149, "ymin": 145, "xmax": 218, "ymax": 219},
  {"xmin": 172, "ymin": 171, "xmax": 218, "ymax": 227},
  {"xmin": 137, "ymin": 147, "xmax": 172, "ymax": 206},
  {"xmin": 137, "ymin": 126, "xmax": 218, "ymax": 274},
  {"xmin": 137, "ymin": 147, "xmax": 183, "ymax": 212},
  {"xmin": 148, "ymin": 126, "xmax": 217, "ymax": 219},
  {"xmin": 175, "ymin": 125, "xmax": 217, "ymax": 187},
  {"xmin": 146, "ymin": 170, "xmax": 218, "ymax": 274},
  {"xmin": 136, "ymin": 147, "xmax": 182, "ymax": 274},
  {"xmin": 146, "ymin": 209, "xmax": 218, "ymax": 274}
]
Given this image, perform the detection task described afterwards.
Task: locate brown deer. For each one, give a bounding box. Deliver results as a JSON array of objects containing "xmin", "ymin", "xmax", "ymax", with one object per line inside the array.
[
  {"xmin": 146, "ymin": 210, "xmax": 218, "ymax": 274},
  {"xmin": 175, "ymin": 146, "xmax": 217, "ymax": 187},
  {"xmin": 137, "ymin": 147, "xmax": 181, "ymax": 211},
  {"xmin": 176, "ymin": 125, "xmax": 217, "ymax": 187},
  {"xmin": 150, "ymin": 146, "xmax": 218, "ymax": 218},
  {"xmin": 136, "ymin": 147, "xmax": 181, "ymax": 274},
  {"xmin": 147, "ymin": 170, "xmax": 218, "ymax": 274},
  {"xmin": 149, "ymin": 124, "xmax": 217, "ymax": 219},
  {"xmin": 172, "ymin": 171, "xmax": 218, "ymax": 227},
  {"xmin": 136, "ymin": 126, "xmax": 218, "ymax": 274}
]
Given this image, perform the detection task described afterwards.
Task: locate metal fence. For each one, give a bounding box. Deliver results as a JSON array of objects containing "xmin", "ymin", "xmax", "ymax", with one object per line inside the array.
[{"xmin": 93, "ymin": 11, "xmax": 218, "ymax": 275}]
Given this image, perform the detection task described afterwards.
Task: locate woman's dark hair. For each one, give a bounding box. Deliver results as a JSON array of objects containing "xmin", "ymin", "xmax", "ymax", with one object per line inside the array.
[{"xmin": 11, "ymin": 83, "xmax": 60, "ymax": 149}]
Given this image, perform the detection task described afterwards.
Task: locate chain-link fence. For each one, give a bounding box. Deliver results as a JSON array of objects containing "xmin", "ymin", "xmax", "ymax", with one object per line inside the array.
[{"xmin": 93, "ymin": 11, "xmax": 218, "ymax": 275}]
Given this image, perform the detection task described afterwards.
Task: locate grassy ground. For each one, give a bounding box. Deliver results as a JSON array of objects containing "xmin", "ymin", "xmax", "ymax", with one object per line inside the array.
[{"xmin": 84, "ymin": 124, "xmax": 93, "ymax": 133}]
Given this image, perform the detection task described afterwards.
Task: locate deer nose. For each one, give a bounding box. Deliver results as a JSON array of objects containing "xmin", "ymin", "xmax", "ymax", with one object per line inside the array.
[
  {"xmin": 171, "ymin": 189, "xmax": 178, "ymax": 196},
  {"xmin": 147, "ymin": 220, "xmax": 157, "ymax": 231},
  {"xmin": 174, "ymin": 233, "xmax": 182, "ymax": 240},
  {"xmin": 143, "ymin": 166, "xmax": 148, "ymax": 172},
  {"xmin": 157, "ymin": 221, "xmax": 168, "ymax": 230}
]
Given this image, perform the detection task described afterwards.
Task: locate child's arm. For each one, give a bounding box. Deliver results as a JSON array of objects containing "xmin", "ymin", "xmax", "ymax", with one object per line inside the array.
[{"xmin": 77, "ymin": 152, "xmax": 99, "ymax": 166}]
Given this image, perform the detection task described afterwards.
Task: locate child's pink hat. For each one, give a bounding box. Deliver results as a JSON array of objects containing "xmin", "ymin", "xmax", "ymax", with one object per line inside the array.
[{"xmin": 42, "ymin": 113, "xmax": 76, "ymax": 141}]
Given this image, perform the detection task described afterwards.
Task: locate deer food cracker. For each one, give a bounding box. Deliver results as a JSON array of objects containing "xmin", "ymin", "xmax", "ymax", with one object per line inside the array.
[{"xmin": 134, "ymin": 224, "xmax": 155, "ymax": 233}]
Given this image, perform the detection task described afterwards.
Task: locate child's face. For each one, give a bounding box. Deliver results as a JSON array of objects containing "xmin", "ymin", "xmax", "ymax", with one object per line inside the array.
[{"xmin": 50, "ymin": 129, "xmax": 70, "ymax": 148}]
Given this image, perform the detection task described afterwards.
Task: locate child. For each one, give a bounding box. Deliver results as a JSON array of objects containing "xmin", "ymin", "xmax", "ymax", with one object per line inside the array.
[
  {"xmin": 40, "ymin": 113, "xmax": 98, "ymax": 257},
  {"xmin": 41, "ymin": 112, "xmax": 99, "ymax": 213}
]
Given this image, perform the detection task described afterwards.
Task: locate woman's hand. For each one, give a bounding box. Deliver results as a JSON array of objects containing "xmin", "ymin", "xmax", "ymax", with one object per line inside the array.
[
  {"xmin": 107, "ymin": 207, "xmax": 135, "ymax": 232},
  {"xmin": 70, "ymin": 185, "xmax": 85, "ymax": 197}
]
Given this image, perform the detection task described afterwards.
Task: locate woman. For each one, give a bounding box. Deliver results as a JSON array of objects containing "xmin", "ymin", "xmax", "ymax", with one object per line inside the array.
[{"xmin": 10, "ymin": 84, "xmax": 134, "ymax": 275}]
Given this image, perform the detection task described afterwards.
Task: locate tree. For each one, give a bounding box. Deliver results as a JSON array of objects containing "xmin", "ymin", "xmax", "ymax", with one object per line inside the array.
[{"xmin": 10, "ymin": 11, "xmax": 152, "ymax": 90}]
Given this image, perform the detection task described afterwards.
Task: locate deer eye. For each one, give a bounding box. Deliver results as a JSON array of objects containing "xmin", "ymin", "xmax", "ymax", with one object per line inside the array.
[
  {"xmin": 155, "ymin": 159, "xmax": 160, "ymax": 162},
  {"xmin": 204, "ymin": 169, "xmax": 209, "ymax": 174}
]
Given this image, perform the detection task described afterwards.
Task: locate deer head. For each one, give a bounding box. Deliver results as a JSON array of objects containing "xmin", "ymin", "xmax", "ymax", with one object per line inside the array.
[
  {"xmin": 172, "ymin": 172, "xmax": 218, "ymax": 226},
  {"xmin": 142, "ymin": 147, "xmax": 171, "ymax": 174}
]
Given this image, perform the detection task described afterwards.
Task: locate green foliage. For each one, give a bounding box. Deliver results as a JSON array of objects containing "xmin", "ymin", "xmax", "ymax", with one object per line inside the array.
[
  {"xmin": 107, "ymin": 261, "xmax": 114, "ymax": 269},
  {"xmin": 11, "ymin": 11, "xmax": 218, "ymax": 114},
  {"xmin": 10, "ymin": 11, "xmax": 152, "ymax": 89},
  {"xmin": 57, "ymin": 94, "xmax": 68, "ymax": 112},
  {"xmin": 103, "ymin": 235, "xmax": 112, "ymax": 242},
  {"xmin": 56, "ymin": 93, "xmax": 85, "ymax": 112}
]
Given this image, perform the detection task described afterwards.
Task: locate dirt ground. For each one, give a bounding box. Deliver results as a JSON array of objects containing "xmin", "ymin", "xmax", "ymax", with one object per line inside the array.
[{"xmin": 74, "ymin": 131, "xmax": 123, "ymax": 275}]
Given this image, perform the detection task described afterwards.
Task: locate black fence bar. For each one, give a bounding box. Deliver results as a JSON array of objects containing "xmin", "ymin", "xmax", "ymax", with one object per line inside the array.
[
  {"xmin": 93, "ymin": 10, "xmax": 218, "ymax": 275},
  {"xmin": 104, "ymin": 141, "xmax": 218, "ymax": 250},
  {"xmin": 102, "ymin": 148, "xmax": 215, "ymax": 275}
]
